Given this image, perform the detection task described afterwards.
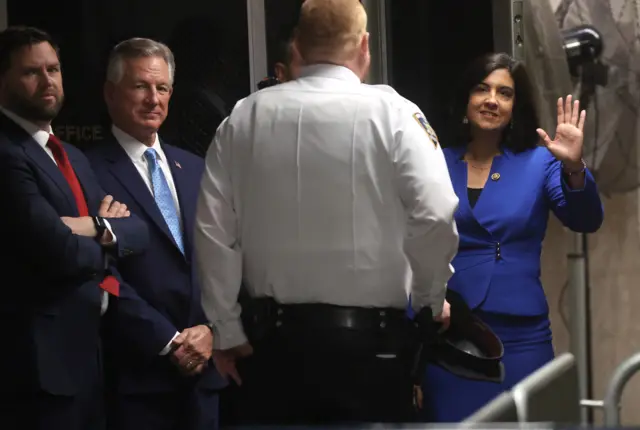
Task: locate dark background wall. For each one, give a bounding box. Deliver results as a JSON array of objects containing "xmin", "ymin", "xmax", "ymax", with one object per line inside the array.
[{"xmin": 7, "ymin": 0, "xmax": 494, "ymax": 152}]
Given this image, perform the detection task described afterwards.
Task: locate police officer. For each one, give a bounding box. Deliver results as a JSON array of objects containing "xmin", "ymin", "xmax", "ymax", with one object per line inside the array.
[
  {"xmin": 195, "ymin": 0, "xmax": 459, "ymax": 425},
  {"xmin": 272, "ymin": 35, "xmax": 302, "ymax": 84},
  {"xmin": 258, "ymin": 33, "xmax": 303, "ymax": 89}
]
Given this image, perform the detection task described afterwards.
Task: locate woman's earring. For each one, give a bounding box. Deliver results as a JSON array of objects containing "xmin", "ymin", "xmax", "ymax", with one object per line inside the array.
[{"xmin": 462, "ymin": 116, "xmax": 469, "ymax": 124}]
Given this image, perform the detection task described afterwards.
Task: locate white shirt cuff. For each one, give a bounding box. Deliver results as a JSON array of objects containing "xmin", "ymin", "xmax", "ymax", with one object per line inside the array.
[
  {"xmin": 102, "ymin": 219, "xmax": 118, "ymax": 245},
  {"xmin": 100, "ymin": 291, "xmax": 109, "ymax": 316},
  {"xmin": 159, "ymin": 331, "xmax": 180, "ymax": 355},
  {"xmin": 213, "ymin": 318, "xmax": 248, "ymax": 350}
]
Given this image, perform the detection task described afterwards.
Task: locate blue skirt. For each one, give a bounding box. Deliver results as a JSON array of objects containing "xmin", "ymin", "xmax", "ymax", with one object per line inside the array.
[{"xmin": 420, "ymin": 311, "xmax": 555, "ymax": 422}]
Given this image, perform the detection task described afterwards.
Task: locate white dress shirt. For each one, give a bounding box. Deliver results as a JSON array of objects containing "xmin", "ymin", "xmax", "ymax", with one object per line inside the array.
[
  {"xmin": 112, "ymin": 125, "xmax": 181, "ymax": 355},
  {"xmin": 112, "ymin": 126, "xmax": 182, "ymax": 221},
  {"xmin": 0, "ymin": 105, "xmax": 115, "ymax": 315},
  {"xmin": 195, "ymin": 65, "xmax": 460, "ymax": 350}
]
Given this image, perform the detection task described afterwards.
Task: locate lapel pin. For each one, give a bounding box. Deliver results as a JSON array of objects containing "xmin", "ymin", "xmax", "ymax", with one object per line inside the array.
[
  {"xmin": 174, "ymin": 161, "xmax": 182, "ymax": 169},
  {"xmin": 491, "ymin": 172, "xmax": 501, "ymax": 181}
]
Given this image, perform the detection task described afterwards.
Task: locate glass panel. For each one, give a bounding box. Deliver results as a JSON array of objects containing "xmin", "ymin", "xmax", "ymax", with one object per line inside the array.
[
  {"xmin": 262, "ymin": 0, "xmax": 375, "ymax": 86},
  {"xmin": 387, "ymin": 0, "xmax": 495, "ymax": 147},
  {"xmin": 7, "ymin": 0, "xmax": 250, "ymax": 156}
]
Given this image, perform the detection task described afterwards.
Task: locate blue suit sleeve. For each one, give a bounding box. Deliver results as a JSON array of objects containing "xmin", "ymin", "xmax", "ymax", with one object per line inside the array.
[
  {"xmin": 75, "ymin": 149, "xmax": 150, "ymax": 258},
  {"xmin": 544, "ymin": 156, "xmax": 604, "ymax": 233},
  {"xmin": 0, "ymin": 150, "xmax": 104, "ymax": 281},
  {"xmin": 106, "ymin": 265, "xmax": 179, "ymax": 359},
  {"xmin": 107, "ymin": 214, "xmax": 149, "ymax": 257}
]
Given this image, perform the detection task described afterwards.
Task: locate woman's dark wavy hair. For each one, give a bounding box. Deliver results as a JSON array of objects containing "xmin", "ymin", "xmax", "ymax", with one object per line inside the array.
[{"xmin": 448, "ymin": 52, "xmax": 540, "ymax": 153}]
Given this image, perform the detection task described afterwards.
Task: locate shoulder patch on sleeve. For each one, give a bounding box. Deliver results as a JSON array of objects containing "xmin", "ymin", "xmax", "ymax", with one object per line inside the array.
[{"xmin": 412, "ymin": 112, "xmax": 439, "ymax": 148}]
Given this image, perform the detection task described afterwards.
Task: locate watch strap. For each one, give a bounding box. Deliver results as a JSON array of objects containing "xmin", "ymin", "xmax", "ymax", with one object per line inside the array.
[{"xmin": 92, "ymin": 216, "xmax": 107, "ymax": 239}]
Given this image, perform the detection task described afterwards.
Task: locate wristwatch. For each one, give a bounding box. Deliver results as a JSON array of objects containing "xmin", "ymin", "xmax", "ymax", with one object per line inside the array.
[
  {"xmin": 562, "ymin": 158, "xmax": 587, "ymax": 176},
  {"xmin": 92, "ymin": 216, "xmax": 107, "ymax": 239}
]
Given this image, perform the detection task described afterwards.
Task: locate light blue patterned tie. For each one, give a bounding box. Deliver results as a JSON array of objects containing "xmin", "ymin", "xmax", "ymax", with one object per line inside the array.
[{"xmin": 144, "ymin": 148, "xmax": 184, "ymax": 254}]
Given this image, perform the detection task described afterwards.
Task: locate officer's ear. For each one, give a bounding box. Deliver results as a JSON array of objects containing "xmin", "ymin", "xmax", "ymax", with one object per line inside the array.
[
  {"xmin": 274, "ymin": 62, "xmax": 287, "ymax": 83},
  {"xmin": 359, "ymin": 32, "xmax": 370, "ymax": 57},
  {"xmin": 358, "ymin": 32, "xmax": 371, "ymax": 82}
]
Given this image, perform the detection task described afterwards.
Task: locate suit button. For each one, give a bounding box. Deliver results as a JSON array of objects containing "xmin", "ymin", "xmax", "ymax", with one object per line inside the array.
[{"xmin": 496, "ymin": 242, "xmax": 501, "ymax": 260}]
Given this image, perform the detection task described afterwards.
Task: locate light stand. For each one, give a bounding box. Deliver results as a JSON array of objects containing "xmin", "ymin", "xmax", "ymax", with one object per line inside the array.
[{"xmin": 561, "ymin": 24, "xmax": 608, "ymax": 426}]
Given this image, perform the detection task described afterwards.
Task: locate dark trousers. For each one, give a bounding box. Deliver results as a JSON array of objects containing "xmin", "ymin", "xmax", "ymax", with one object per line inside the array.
[
  {"xmin": 2, "ymin": 361, "xmax": 104, "ymax": 430},
  {"xmin": 105, "ymin": 386, "xmax": 220, "ymax": 430},
  {"xmin": 221, "ymin": 323, "xmax": 417, "ymax": 426}
]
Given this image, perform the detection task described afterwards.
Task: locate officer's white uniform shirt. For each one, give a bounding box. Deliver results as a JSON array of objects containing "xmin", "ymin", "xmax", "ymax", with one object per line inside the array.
[{"xmin": 195, "ymin": 64, "xmax": 459, "ymax": 350}]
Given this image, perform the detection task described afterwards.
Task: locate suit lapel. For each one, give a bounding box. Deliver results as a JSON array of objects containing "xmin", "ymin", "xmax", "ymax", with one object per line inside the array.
[
  {"xmin": 164, "ymin": 144, "xmax": 195, "ymax": 259},
  {"xmin": 447, "ymin": 146, "xmax": 503, "ymax": 236},
  {"xmin": 448, "ymin": 147, "xmax": 485, "ymax": 232},
  {"xmin": 101, "ymin": 140, "xmax": 180, "ymax": 250},
  {"xmin": 0, "ymin": 112, "xmax": 78, "ymax": 214}
]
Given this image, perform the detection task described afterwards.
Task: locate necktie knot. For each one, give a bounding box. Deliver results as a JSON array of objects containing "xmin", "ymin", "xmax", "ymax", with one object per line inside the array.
[
  {"xmin": 144, "ymin": 148, "xmax": 159, "ymax": 165},
  {"xmin": 47, "ymin": 134, "xmax": 63, "ymax": 157}
]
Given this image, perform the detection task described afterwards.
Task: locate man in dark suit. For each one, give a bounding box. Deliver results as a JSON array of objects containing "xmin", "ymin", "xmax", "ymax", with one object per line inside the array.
[
  {"xmin": 85, "ymin": 37, "xmax": 225, "ymax": 430},
  {"xmin": 0, "ymin": 27, "xmax": 160, "ymax": 430}
]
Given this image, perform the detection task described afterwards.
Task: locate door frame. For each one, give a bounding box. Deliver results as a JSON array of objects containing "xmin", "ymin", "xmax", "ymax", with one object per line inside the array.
[
  {"xmin": 247, "ymin": 0, "xmax": 268, "ymax": 93},
  {"xmin": 0, "ymin": 0, "xmax": 7, "ymax": 30},
  {"xmin": 247, "ymin": 0, "xmax": 390, "ymax": 91}
]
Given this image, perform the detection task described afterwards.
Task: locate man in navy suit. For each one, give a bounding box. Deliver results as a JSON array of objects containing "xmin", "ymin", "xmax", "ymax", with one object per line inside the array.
[
  {"xmin": 85, "ymin": 38, "xmax": 225, "ymax": 430},
  {"xmin": 0, "ymin": 27, "xmax": 156, "ymax": 430}
]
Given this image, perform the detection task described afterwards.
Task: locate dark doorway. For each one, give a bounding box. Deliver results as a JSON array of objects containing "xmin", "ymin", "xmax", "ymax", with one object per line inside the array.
[{"xmin": 388, "ymin": 0, "xmax": 495, "ymax": 148}]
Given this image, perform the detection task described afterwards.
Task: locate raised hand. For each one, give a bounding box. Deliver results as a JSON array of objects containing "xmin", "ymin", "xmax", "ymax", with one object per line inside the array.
[{"xmin": 536, "ymin": 95, "xmax": 586, "ymax": 168}]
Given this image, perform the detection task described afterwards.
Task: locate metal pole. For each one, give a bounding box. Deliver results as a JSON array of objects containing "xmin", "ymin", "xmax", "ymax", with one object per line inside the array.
[
  {"xmin": 603, "ymin": 353, "xmax": 640, "ymax": 427},
  {"xmin": 246, "ymin": 0, "xmax": 268, "ymax": 93},
  {"xmin": 567, "ymin": 230, "xmax": 591, "ymax": 425}
]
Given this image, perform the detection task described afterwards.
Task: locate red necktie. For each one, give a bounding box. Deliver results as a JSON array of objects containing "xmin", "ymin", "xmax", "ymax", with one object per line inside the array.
[
  {"xmin": 46, "ymin": 134, "xmax": 89, "ymax": 217},
  {"xmin": 47, "ymin": 134, "xmax": 119, "ymax": 297}
]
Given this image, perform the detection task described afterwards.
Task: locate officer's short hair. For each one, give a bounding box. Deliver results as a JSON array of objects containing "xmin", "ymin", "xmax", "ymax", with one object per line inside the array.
[
  {"xmin": 295, "ymin": 0, "xmax": 367, "ymax": 63},
  {"xmin": 106, "ymin": 37, "xmax": 175, "ymax": 85},
  {"xmin": 0, "ymin": 26, "xmax": 59, "ymax": 75}
]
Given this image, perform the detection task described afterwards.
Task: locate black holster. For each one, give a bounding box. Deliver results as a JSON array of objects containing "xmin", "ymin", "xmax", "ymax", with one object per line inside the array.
[{"xmin": 239, "ymin": 290, "xmax": 279, "ymax": 343}]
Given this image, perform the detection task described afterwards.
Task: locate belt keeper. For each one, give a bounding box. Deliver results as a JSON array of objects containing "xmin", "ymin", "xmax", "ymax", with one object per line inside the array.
[
  {"xmin": 275, "ymin": 305, "xmax": 283, "ymax": 328},
  {"xmin": 378, "ymin": 310, "xmax": 387, "ymax": 329}
]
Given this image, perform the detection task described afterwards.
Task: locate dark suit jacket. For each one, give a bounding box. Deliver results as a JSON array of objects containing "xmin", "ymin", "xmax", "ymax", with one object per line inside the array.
[
  {"xmin": 442, "ymin": 145, "xmax": 603, "ymax": 316},
  {"xmin": 85, "ymin": 134, "xmax": 226, "ymax": 394},
  {"xmin": 0, "ymin": 112, "xmax": 151, "ymax": 396}
]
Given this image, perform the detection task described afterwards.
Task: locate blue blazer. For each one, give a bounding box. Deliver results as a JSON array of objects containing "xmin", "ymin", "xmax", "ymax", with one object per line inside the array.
[
  {"xmin": 443, "ymin": 145, "xmax": 603, "ymax": 316},
  {"xmin": 85, "ymin": 136, "xmax": 226, "ymax": 394},
  {"xmin": 0, "ymin": 112, "xmax": 149, "ymax": 396}
]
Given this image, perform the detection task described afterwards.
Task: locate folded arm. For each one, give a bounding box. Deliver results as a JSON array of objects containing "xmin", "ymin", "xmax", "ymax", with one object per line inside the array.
[
  {"xmin": 106, "ymin": 215, "xmax": 149, "ymax": 257},
  {"xmin": 0, "ymin": 151, "xmax": 105, "ymax": 281}
]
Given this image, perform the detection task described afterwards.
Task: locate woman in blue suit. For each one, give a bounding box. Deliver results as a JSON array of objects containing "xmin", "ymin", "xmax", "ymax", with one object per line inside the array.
[{"xmin": 419, "ymin": 52, "xmax": 604, "ymax": 422}]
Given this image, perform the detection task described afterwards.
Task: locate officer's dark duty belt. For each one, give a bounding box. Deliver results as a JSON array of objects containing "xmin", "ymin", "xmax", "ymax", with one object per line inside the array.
[{"xmin": 245, "ymin": 297, "xmax": 408, "ymax": 332}]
